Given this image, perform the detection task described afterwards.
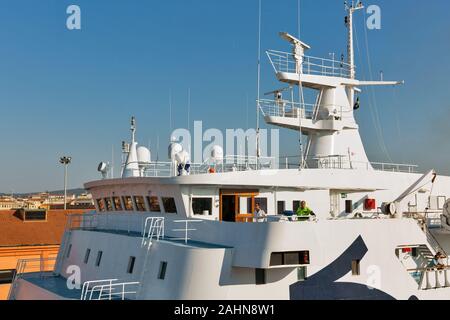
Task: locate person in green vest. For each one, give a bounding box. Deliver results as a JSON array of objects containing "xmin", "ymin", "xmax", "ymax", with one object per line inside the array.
[{"xmin": 296, "ymin": 201, "xmax": 314, "ymax": 217}]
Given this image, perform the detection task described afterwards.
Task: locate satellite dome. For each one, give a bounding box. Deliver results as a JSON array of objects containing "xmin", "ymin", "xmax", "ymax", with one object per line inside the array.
[{"xmin": 137, "ymin": 146, "xmax": 151, "ymax": 164}]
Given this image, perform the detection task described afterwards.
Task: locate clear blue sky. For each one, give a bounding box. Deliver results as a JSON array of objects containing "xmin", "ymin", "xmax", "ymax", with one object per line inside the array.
[{"xmin": 1, "ymin": 0, "xmax": 450, "ymax": 193}]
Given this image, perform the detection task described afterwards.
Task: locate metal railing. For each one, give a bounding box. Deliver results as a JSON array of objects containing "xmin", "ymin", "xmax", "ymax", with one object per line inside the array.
[
  {"xmin": 81, "ymin": 279, "xmax": 140, "ymax": 300},
  {"xmin": 171, "ymin": 220, "xmax": 203, "ymax": 244},
  {"xmin": 137, "ymin": 155, "xmax": 276, "ymax": 177},
  {"xmin": 279, "ymin": 155, "xmax": 418, "ymax": 173},
  {"xmin": 8, "ymin": 257, "xmax": 57, "ymax": 300},
  {"xmin": 416, "ymin": 267, "xmax": 450, "ymax": 290},
  {"xmin": 258, "ymin": 98, "xmax": 315, "ymax": 119},
  {"xmin": 258, "ymin": 99, "xmax": 352, "ymax": 122},
  {"xmin": 267, "ymin": 50, "xmax": 352, "ymax": 78},
  {"xmin": 141, "ymin": 217, "xmax": 165, "ymax": 249}
]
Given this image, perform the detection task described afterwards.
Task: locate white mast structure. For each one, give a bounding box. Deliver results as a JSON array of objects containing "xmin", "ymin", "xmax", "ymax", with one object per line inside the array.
[
  {"xmin": 122, "ymin": 116, "xmax": 139, "ymax": 178},
  {"xmin": 261, "ymin": 1, "xmax": 403, "ymax": 170}
]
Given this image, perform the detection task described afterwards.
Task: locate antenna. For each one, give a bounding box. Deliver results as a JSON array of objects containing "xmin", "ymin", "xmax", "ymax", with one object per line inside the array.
[
  {"xmin": 256, "ymin": 0, "xmax": 262, "ymax": 168},
  {"xmin": 111, "ymin": 145, "xmax": 114, "ymax": 179},
  {"xmin": 297, "ymin": 0, "xmax": 306, "ymax": 169},
  {"xmin": 131, "ymin": 116, "xmax": 136, "ymax": 143},
  {"xmin": 169, "ymin": 90, "xmax": 173, "ymax": 132},
  {"xmin": 345, "ymin": 1, "xmax": 364, "ymax": 80},
  {"xmin": 187, "ymin": 88, "xmax": 191, "ymax": 154}
]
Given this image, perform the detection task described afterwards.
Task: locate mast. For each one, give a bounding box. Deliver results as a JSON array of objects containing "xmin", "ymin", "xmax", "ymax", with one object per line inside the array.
[
  {"xmin": 345, "ymin": 1, "xmax": 363, "ymax": 109},
  {"xmin": 256, "ymin": 0, "xmax": 262, "ymax": 169},
  {"xmin": 345, "ymin": 1, "xmax": 364, "ymax": 80}
]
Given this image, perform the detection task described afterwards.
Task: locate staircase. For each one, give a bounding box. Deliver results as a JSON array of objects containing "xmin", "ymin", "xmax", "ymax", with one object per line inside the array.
[{"xmin": 136, "ymin": 217, "xmax": 165, "ymax": 299}]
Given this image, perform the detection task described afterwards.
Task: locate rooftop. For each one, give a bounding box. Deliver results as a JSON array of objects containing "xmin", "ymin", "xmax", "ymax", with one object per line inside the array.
[{"xmin": 0, "ymin": 209, "xmax": 88, "ymax": 247}]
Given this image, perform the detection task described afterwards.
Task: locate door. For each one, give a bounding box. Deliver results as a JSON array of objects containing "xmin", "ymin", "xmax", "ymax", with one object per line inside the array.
[
  {"xmin": 221, "ymin": 195, "xmax": 236, "ymax": 222},
  {"xmin": 220, "ymin": 189, "xmax": 259, "ymax": 222}
]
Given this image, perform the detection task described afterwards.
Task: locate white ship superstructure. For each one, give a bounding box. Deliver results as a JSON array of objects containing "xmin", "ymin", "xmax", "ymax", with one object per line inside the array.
[{"xmin": 9, "ymin": 2, "xmax": 450, "ymax": 300}]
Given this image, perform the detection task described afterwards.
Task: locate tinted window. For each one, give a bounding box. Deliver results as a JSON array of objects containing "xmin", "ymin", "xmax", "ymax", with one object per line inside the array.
[
  {"xmin": 97, "ymin": 199, "xmax": 105, "ymax": 212},
  {"xmin": 147, "ymin": 196, "xmax": 161, "ymax": 212},
  {"xmin": 255, "ymin": 198, "xmax": 268, "ymax": 212},
  {"xmin": 162, "ymin": 197, "xmax": 177, "ymax": 213},
  {"xmin": 104, "ymin": 198, "xmax": 113, "ymax": 211},
  {"xmin": 192, "ymin": 198, "xmax": 212, "ymax": 215},
  {"xmin": 134, "ymin": 196, "xmax": 146, "ymax": 212},
  {"xmin": 122, "ymin": 196, "xmax": 134, "ymax": 211},
  {"xmin": 293, "ymin": 201, "xmax": 301, "ymax": 212},
  {"xmin": 113, "ymin": 197, "xmax": 123, "ymax": 211},
  {"xmin": 269, "ymin": 251, "xmax": 310, "ymax": 266},
  {"xmin": 277, "ymin": 201, "xmax": 285, "ymax": 215}
]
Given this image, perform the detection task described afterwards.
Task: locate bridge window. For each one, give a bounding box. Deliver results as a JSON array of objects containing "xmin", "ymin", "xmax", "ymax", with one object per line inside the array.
[
  {"xmin": 269, "ymin": 251, "xmax": 310, "ymax": 266},
  {"xmin": 113, "ymin": 197, "xmax": 122, "ymax": 211},
  {"xmin": 147, "ymin": 196, "xmax": 161, "ymax": 212},
  {"xmin": 277, "ymin": 201, "xmax": 285, "ymax": 215},
  {"xmin": 134, "ymin": 196, "xmax": 146, "ymax": 212},
  {"xmin": 192, "ymin": 198, "xmax": 212, "ymax": 215},
  {"xmin": 122, "ymin": 196, "xmax": 134, "ymax": 211},
  {"xmin": 293, "ymin": 201, "xmax": 301, "ymax": 212},
  {"xmin": 96, "ymin": 199, "xmax": 105, "ymax": 212},
  {"xmin": 127, "ymin": 256, "xmax": 136, "ymax": 274},
  {"xmin": 255, "ymin": 197, "xmax": 268, "ymax": 213},
  {"xmin": 162, "ymin": 197, "xmax": 177, "ymax": 213},
  {"xmin": 104, "ymin": 198, "xmax": 113, "ymax": 211}
]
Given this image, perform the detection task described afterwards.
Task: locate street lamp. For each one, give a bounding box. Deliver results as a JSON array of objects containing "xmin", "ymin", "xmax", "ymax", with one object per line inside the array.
[{"xmin": 59, "ymin": 156, "xmax": 72, "ymax": 210}]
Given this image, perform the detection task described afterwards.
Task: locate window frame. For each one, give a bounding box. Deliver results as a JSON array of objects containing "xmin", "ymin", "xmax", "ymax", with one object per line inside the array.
[
  {"xmin": 133, "ymin": 196, "xmax": 146, "ymax": 212},
  {"xmin": 192, "ymin": 197, "xmax": 213, "ymax": 215},
  {"xmin": 96, "ymin": 199, "xmax": 105, "ymax": 212},
  {"xmin": 104, "ymin": 198, "xmax": 113, "ymax": 211},
  {"xmin": 162, "ymin": 197, "xmax": 177, "ymax": 214},
  {"xmin": 112, "ymin": 197, "xmax": 123, "ymax": 211},
  {"xmin": 122, "ymin": 196, "xmax": 134, "ymax": 211},
  {"xmin": 146, "ymin": 196, "xmax": 161, "ymax": 212}
]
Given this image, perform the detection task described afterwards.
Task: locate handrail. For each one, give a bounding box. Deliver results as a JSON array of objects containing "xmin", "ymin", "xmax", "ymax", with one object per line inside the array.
[
  {"xmin": 141, "ymin": 217, "xmax": 165, "ymax": 250},
  {"xmin": 81, "ymin": 279, "xmax": 118, "ymax": 300},
  {"xmin": 8, "ymin": 257, "xmax": 57, "ymax": 300},
  {"xmin": 81, "ymin": 279, "xmax": 139, "ymax": 300},
  {"xmin": 171, "ymin": 220, "xmax": 203, "ymax": 244},
  {"xmin": 88, "ymin": 282, "xmax": 140, "ymax": 300},
  {"xmin": 266, "ymin": 49, "xmax": 352, "ymax": 78}
]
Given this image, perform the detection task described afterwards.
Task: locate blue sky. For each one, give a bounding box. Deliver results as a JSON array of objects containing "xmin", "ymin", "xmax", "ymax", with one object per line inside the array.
[{"xmin": 1, "ymin": 0, "xmax": 450, "ymax": 193}]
